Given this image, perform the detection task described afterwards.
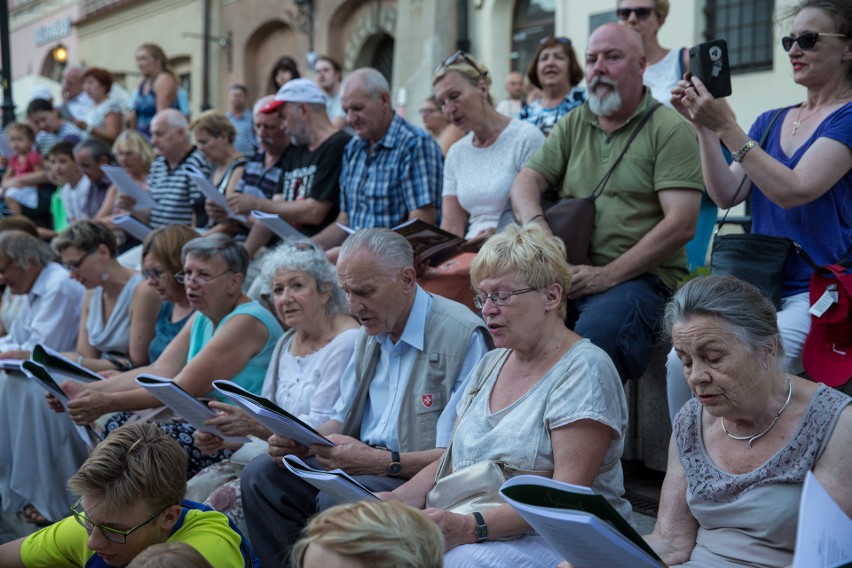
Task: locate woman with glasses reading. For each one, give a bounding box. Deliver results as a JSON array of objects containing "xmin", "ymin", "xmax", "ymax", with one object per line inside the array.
[
  {"xmin": 666, "ymin": 0, "xmax": 852, "ymax": 419},
  {"xmin": 519, "ymin": 37, "xmax": 586, "ymax": 136},
  {"xmin": 59, "ymin": 234, "xmax": 283, "ymax": 477},
  {"xmin": 186, "ymin": 240, "xmax": 359, "ymax": 535},
  {"xmin": 380, "ymin": 223, "xmax": 630, "ymax": 568}
]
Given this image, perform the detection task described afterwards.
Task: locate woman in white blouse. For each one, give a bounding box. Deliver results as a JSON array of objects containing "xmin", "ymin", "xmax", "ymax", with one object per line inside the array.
[{"xmin": 188, "ymin": 239, "xmax": 358, "ymax": 533}]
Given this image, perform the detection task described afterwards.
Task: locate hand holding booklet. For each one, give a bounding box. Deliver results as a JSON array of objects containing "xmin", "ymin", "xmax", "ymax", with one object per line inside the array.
[
  {"xmin": 282, "ymin": 455, "xmax": 379, "ymax": 505},
  {"xmin": 21, "ymin": 361, "xmax": 103, "ymax": 449},
  {"xmin": 499, "ymin": 476, "xmax": 665, "ymax": 568},
  {"xmin": 31, "ymin": 343, "xmax": 104, "ymax": 383},
  {"xmin": 212, "ymin": 380, "xmax": 333, "ymax": 447},
  {"xmin": 189, "ymin": 173, "xmax": 247, "ymax": 223},
  {"xmin": 251, "ymin": 210, "xmax": 307, "ymax": 241},
  {"xmin": 134, "ymin": 375, "xmax": 250, "ymax": 444}
]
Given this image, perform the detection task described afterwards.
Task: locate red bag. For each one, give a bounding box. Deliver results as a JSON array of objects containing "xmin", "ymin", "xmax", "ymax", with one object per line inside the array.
[{"xmin": 802, "ymin": 264, "xmax": 852, "ymax": 387}]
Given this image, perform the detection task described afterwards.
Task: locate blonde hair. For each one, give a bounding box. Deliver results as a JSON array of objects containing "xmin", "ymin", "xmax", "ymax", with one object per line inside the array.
[
  {"xmin": 432, "ymin": 52, "xmax": 493, "ymax": 105},
  {"xmin": 113, "ymin": 130, "xmax": 156, "ymax": 172},
  {"xmin": 471, "ymin": 223, "xmax": 573, "ymax": 317},
  {"xmin": 68, "ymin": 422, "xmax": 186, "ymax": 516},
  {"xmin": 127, "ymin": 543, "xmax": 213, "ymax": 568},
  {"xmin": 617, "ymin": 0, "xmax": 670, "ymax": 20},
  {"xmin": 190, "ymin": 110, "xmax": 237, "ymax": 144},
  {"xmin": 291, "ymin": 501, "xmax": 444, "ymax": 568}
]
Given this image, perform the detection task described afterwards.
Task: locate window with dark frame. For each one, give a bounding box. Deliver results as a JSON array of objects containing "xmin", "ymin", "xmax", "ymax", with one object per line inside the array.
[
  {"xmin": 510, "ymin": 0, "xmax": 556, "ymax": 73},
  {"xmin": 704, "ymin": 0, "xmax": 775, "ymax": 73}
]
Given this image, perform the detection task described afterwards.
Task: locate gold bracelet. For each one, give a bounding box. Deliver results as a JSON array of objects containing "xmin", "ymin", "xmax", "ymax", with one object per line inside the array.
[{"xmin": 731, "ymin": 140, "xmax": 757, "ymax": 163}]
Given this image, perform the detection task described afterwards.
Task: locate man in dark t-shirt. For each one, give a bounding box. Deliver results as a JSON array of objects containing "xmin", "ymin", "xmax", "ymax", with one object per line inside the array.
[{"xmin": 238, "ymin": 79, "xmax": 350, "ymax": 254}]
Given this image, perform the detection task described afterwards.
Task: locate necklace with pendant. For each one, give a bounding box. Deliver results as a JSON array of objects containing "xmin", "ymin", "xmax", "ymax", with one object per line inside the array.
[
  {"xmin": 792, "ymin": 104, "xmax": 821, "ymax": 135},
  {"xmin": 720, "ymin": 376, "xmax": 793, "ymax": 449}
]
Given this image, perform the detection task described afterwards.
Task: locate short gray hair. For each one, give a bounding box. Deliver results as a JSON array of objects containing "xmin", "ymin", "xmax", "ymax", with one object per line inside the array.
[
  {"xmin": 259, "ymin": 240, "xmax": 347, "ymax": 315},
  {"xmin": 342, "ymin": 68, "xmax": 390, "ymax": 100},
  {"xmin": 662, "ymin": 275, "xmax": 783, "ymax": 359},
  {"xmin": 154, "ymin": 108, "xmax": 189, "ymax": 135},
  {"xmin": 339, "ymin": 228, "xmax": 413, "ymax": 271},
  {"xmin": 0, "ymin": 231, "xmax": 56, "ymax": 269},
  {"xmin": 181, "ymin": 233, "xmax": 248, "ymax": 276}
]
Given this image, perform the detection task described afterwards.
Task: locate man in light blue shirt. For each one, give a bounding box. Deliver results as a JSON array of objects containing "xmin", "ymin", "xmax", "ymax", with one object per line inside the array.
[{"xmin": 241, "ymin": 228, "xmax": 491, "ymax": 566}]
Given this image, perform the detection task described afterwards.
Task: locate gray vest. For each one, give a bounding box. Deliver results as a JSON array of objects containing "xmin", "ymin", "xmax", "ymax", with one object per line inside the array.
[{"xmin": 340, "ymin": 294, "xmax": 491, "ymax": 453}]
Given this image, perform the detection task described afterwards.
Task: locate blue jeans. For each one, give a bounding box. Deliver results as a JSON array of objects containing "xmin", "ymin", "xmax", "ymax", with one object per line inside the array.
[{"xmin": 572, "ymin": 274, "xmax": 669, "ymax": 382}]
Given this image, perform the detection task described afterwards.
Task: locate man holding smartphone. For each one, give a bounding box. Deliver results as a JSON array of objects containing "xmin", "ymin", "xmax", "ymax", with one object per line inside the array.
[{"xmin": 510, "ymin": 23, "xmax": 704, "ymax": 383}]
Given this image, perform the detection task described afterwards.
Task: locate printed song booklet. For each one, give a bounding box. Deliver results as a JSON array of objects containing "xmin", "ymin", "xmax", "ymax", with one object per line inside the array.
[{"xmin": 500, "ymin": 476, "xmax": 665, "ymax": 568}]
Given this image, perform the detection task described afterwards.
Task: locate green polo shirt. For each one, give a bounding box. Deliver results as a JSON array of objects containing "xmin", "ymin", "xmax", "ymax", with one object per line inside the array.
[{"xmin": 525, "ymin": 90, "xmax": 703, "ymax": 289}]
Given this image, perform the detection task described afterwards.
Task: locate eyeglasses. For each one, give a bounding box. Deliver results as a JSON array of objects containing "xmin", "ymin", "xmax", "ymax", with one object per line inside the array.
[
  {"xmin": 539, "ymin": 36, "xmax": 572, "ymax": 46},
  {"xmin": 434, "ymin": 50, "xmax": 486, "ymax": 78},
  {"xmin": 173, "ymin": 269, "xmax": 233, "ymax": 285},
  {"xmin": 615, "ymin": 7, "xmax": 656, "ymax": 21},
  {"xmin": 781, "ymin": 32, "xmax": 850, "ymax": 52},
  {"xmin": 71, "ymin": 497, "xmax": 173, "ymax": 544},
  {"xmin": 63, "ymin": 250, "xmax": 94, "ymax": 272},
  {"xmin": 472, "ymin": 287, "xmax": 537, "ymax": 309}
]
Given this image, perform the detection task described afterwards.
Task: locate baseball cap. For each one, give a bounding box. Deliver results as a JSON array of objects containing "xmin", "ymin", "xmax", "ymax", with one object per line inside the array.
[
  {"xmin": 261, "ymin": 78, "xmax": 327, "ymax": 113},
  {"xmin": 802, "ymin": 265, "xmax": 852, "ymax": 387}
]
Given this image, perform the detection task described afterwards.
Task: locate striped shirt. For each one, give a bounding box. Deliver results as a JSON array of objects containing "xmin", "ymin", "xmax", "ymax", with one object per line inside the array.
[
  {"xmin": 339, "ymin": 113, "xmax": 443, "ymax": 230},
  {"xmin": 35, "ymin": 122, "xmax": 82, "ymax": 156},
  {"xmin": 234, "ymin": 149, "xmax": 289, "ymax": 199},
  {"xmin": 148, "ymin": 147, "xmax": 211, "ymax": 228}
]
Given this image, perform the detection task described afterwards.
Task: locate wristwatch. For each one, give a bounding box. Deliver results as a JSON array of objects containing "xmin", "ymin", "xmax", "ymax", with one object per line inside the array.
[
  {"xmin": 472, "ymin": 511, "xmax": 488, "ymax": 542},
  {"xmin": 386, "ymin": 450, "xmax": 402, "ymax": 477}
]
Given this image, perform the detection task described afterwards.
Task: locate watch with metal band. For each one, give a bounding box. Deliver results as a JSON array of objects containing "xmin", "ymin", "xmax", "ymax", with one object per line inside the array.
[
  {"xmin": 386, "ymin": 450, "xmax": 402, "ymax": 477},
  {"xmin": 472, "ymin": 511, "xmax": 488, "ymax": 543},
  {"xmin": 731, "ymin": 139, "xmax": 757, "ymax": 163}
]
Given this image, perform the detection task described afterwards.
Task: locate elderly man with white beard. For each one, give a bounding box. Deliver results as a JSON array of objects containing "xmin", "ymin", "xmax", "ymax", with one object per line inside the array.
[{"xmin": 509, "ymin": 23, "xmax": 703, "ymax": 383}]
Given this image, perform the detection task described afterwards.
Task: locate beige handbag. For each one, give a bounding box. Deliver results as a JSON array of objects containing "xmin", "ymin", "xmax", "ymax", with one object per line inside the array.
[{"xmin": 425, "ymin": 354, "xmax": 549, "ymax": 515}]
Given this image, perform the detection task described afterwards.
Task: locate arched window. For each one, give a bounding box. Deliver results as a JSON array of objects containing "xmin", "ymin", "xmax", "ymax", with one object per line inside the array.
[{"xmin": 510, "ymin": 0, "xmax": 555, "ymax": 72}]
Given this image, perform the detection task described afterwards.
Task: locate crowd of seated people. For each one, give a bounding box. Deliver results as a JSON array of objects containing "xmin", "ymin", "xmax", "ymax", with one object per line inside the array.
[{"xmin": 0, "ymin": 1, "xmax": 849, "ymax": 565}]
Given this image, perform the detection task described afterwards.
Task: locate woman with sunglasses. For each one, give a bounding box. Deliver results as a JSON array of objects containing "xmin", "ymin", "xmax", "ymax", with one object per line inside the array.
[
  {"xmin": 433, "ymin": 52, "xmax": 544, "ymax": 250},
  {"xmin": 52, "ymin": 220, "xmax": 161, "ymax": 374},
  {"xmin": 59, "ymin": 234, "xmax": 283, "ymax": 477},
  {"xmin": 617, "ymin": 0, "xmax": 719, "ymax": 274},
  {"xmin": 667, "ymin": 0, "xmax": 852, "ymax": 421},
  {"xmin": 186, "ymin": 239, "xmax": 359, "ymax": 535},
  {"xmin": 519, "ymin": 37, "xmax": 586, "ymax": 136}
]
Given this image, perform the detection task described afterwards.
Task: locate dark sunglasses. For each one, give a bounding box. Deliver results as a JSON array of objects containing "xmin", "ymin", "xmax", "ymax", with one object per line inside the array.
[
  {"xmin": 539, "ymin": 36, "xmax": 572, "ymax": 46},
  {"xmin": 434, "ymin": 50, "xmax": 485, "ymax": 78},
  {"xmin": 615, "ymin": 7, "xmax": 656, "ymax": 21},
  {"xmin": 781, "ymin": 31, "xmax": 850, "ymax": 52}
]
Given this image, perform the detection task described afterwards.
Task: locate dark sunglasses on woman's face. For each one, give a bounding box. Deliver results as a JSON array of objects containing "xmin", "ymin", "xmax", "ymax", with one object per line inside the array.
[
  {"xmin": 615, "ymin": 7, "xmax": 655, "ymax": 21},
  {"xmin": 781, "ymin": 31, "xmax": 850, "ymax": 52}
]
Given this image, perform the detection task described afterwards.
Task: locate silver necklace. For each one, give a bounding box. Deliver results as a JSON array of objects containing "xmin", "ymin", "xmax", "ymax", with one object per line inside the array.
[{"xmin": 720, "ymin": 376, "xmax": 793, "ymax": 449}]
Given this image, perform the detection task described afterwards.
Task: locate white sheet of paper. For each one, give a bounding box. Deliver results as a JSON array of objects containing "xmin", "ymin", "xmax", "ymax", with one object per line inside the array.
[
  {"xmin": 112, "ymin": 214, "xmax": 153, "ymax": 242},
  {"xmin": 251, "ymin": 210, "xmax": 307, "ymax": 241},
  {"xmin": 336, "ymin": 222, "xmax": 356, "ymax": 235},
  {"xmin": 792, "ymin": 471, "xmax": 852, "ymax": 568},
  {"xmin": 188, "ymin": 173, "xmax": 247, "ymax": 223},
  {"xmin": 5, "ymin": 187, "xmax": 39, "ymax": 208},
  {"xmin": 282, "ymin": 455, "xmax": 379, "ymax": 504},
  {"xmin": 102, "ymin": 165, "xmax": 159, "ymax": 209}
]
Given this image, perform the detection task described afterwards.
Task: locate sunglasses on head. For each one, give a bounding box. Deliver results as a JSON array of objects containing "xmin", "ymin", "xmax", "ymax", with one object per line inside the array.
[
  {"xmin": 539, "ymin": 36, "xmax": 572, "ymax": 46},
  {"xmin": 781, "ymin": 31, "xmax": 850, "ymax": 51},
  {"xmin": 615, "ymin": 7, "xmax": 655, "ymax": 21},
  {"xmin": 434, "ymin": 50, "xmax": 486, "ymax": 78}
]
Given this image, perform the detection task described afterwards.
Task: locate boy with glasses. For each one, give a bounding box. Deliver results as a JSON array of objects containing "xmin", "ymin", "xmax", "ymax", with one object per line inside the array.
[{"xmin": 0, "ymin": 422, "xmax": 258, "ymax": 567}]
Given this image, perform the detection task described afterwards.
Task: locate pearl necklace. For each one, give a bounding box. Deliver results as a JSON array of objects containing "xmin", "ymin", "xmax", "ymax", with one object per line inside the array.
[{"xmin": 720, "ymin": 376, "xmax": 793, "ymax": 449}]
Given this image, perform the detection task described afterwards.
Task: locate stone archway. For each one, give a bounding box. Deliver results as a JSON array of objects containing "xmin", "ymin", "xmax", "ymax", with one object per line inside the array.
[
  {"xmin": 243, "ymin": 19, "xmax": 301, "ymax": 100},
  {"xmin": 340, "ymin": 1, "xmax": 396, "ymax": 80}
]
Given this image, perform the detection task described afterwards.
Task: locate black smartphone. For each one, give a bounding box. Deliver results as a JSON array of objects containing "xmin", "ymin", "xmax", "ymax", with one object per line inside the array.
[{"xmin": 688, "ymin": 39, "xmax": 732, "ymax": 98}]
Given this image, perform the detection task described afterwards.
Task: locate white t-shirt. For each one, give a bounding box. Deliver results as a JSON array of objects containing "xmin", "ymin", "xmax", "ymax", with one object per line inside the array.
[
  {"xmin": 60, "ymin": 175, "xmax": 92, "ymax": 223},
  {"xmin": 442, "ymin": 119, "xmax": 544, "ymax": 238}
]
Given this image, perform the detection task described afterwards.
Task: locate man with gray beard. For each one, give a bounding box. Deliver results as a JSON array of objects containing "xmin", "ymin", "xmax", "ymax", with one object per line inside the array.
[{"xmin": 509, "ymin": 23, "xmax": 703, "ymax": 383}]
